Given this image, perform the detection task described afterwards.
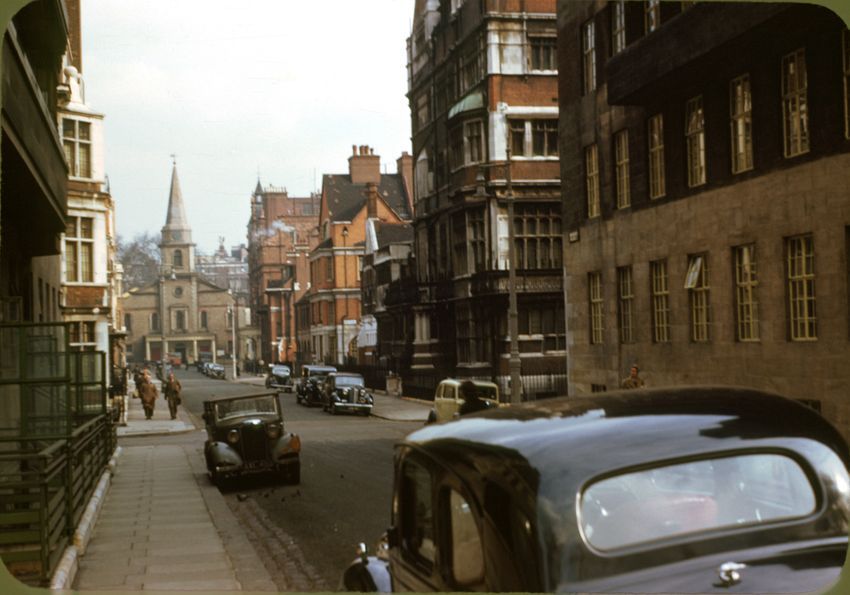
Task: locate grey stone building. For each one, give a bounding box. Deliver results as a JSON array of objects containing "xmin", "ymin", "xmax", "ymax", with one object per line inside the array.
[
  {"xmin": 557, "ymin": 2, "xmax": 850, "ymax": 435},
  {"xmin": 121, "ymin": 163, "xmax": 237, "ymax": 365}
]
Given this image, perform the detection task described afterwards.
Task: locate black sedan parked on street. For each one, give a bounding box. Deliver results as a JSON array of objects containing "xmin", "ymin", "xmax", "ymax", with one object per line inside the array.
[
  {"xmin": 321, "ymin": 372, "xmax": 374, "ymax": 416},
  {"xmin": 342, "ymin": 386, "xmax": 850, "ymax": 593},
  {"xmin": 203, "ymin": 392, "xmax": 301, "ymax": 487}
]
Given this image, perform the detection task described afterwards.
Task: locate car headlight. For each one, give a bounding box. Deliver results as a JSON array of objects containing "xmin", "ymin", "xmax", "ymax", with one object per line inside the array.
[
  {"xmin": 227, "ymin": 429, "xmax": 240, "ymax": 444},
  {"xmin": 288, "ymin": 434, "xmax": 301, "ymax": 453},
  {"xmin": 266, "ymin": 424, "xmax": 281, "ymax": 439}
]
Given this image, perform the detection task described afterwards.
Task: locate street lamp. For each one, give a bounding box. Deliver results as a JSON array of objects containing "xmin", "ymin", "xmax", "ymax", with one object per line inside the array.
[
  {"xmin": 158, "ymin": 264, "xmax": 176, "ymax": 374},
  {"xmin": 341, "ymin": 226, "xmax": 349, "ymax": 365},
  {"xmin": 227, "ymin": 302, "xmax": 237, "ymax": 379}
]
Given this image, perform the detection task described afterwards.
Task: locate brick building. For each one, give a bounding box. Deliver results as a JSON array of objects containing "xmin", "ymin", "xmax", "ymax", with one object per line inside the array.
[
  {"xmin": 405, "ymin": 0, "xmax": 565, "ymax": 399},
  {"xmin": 122, "ymin": 163, "xmax": 238, "ymax": 365},
  {"xmin": 557, "ymin": 2, "xmax": 850, "ymax": 434},
  {"xmin": 247, "ymin": 183, "xmax": 320, "ymax": 366},
  {"xmin": 298, "ymin": 145, "xmax": 412, "ymax": 366}
]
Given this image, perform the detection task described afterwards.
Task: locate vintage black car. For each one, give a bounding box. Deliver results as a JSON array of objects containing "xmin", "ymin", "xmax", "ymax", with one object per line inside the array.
[
  {"xmin": 343, "ymin": 387, "xmax": 850, "ymax": 593},
  {"xmin": 203, "ymin": 392, "xmax": 301, "ymax": 486},
  {"xmin": 321, "ymin": 372, "xmax": 374, "ymax": 416},
  {"xmin": 265, "ymin": 364, "xmax": 292, "ymax": 391},
  {"xmin": 296, "ymin": 364, "xmax": 337, "ymax": 406}
]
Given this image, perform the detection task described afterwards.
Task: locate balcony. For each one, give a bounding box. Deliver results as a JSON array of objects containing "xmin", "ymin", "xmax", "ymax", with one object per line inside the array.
[{"xmin": 606, "ymin": 3, "xmax": 788, "ymax": 105}]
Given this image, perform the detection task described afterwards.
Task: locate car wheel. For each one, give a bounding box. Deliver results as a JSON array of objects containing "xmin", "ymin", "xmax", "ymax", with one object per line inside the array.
[
  {"xmin": 331, "ymin": 403, "xmax": 338, "ymax": 415},
  {"xmin": 426, "ymin": 410, "xmax": 437, "ymax": 425}
]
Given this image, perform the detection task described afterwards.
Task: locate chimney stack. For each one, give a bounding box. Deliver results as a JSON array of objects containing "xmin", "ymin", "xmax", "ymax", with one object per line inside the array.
[
  {"xmin": 366, "ymin": 182, "xmax": 379, "ymax": 219},
  {"xmin": 349, "ymin": 144, "xmax": 381, "ymax": 185}
]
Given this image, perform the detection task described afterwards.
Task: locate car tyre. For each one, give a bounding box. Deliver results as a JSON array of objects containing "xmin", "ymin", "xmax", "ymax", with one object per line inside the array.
[
  {"xmin": 426, "ymin": 410, "xmax": 437, "ymax": 425},
  {"xmin": 331, "ymin": 403, "xmax": 338, "ymax": 415}
]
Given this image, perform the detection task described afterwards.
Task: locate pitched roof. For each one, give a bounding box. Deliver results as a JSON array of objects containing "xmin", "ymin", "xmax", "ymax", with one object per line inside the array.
[
  {"xmin": 323, "ymin": 173, "xmax": 411, "ymax": 223},
  {"xmin": 375, "ymin": 221, "xmax": 414, "ymax": 248}
]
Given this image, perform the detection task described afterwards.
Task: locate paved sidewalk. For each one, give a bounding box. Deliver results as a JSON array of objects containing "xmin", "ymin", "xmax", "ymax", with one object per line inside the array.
[
  {"xmin": 235, "ymin": 375, "xmax": 431, "ymax": 422},
  {"xmin": 118, "ymin": 379, "xmax": 196, "ymax": 437}
]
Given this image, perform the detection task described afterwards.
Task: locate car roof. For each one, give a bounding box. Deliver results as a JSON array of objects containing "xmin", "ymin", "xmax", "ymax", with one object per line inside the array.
[
  {"xmin": 406, "ymin": 386, "xmax": 849, "ymax": 474},
  {"xmin": 439, "ymin": 378, "xmax": 498, "ymax": 388},
  {"xmin": 203, "ymin": 391, "xmax": 279, "ymax": 405},
  {"xmin": 303, "ymin": 365, "xmax": 337, "ymax": 372},
  {"xmin": 329, "ymin": 372, "xmax": 363, "ymax": 378}
]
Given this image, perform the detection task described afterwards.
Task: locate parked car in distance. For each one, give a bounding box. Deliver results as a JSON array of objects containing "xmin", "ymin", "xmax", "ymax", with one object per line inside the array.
[
  {"xmin": 322, "ymin": 372, "xmax": 374, "ymax": 416},
  {"xmin": 266, "ymin": 364, "xmax": 293, "ymax": 391},
  {"xmin": 202, "ymin": 391, "xmax": 300, "ymax": 486},
  {"xmin": 296, "ymin": 365, "xmax": 337, "ymax": 406},
  {"xmin": 426, "ymin": 378, "xmax": 499, "ymax": 423},
  {"xmin": 342, "ymin": 387, "xmax": 850, "ymax": 593},
  {"xmin": 207, "ymin": 362, "xmax": 225, "ymax": 380}
]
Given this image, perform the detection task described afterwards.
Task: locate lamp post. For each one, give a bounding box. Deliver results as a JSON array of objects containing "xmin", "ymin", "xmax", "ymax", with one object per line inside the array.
[
  {"xmin": 505, "ymin": 143, "xmax": 522, "ymax": 404},
  {"xmin": 341, "ymin": 226, "xmax": 349, "ymax": 365},
  {"xmin": 228, "ymin": 303, "xmax": 237, "ymax": 379},
  {"xmin": 158, "ymin": 264, "xmax": 175, "ymax": 375}
]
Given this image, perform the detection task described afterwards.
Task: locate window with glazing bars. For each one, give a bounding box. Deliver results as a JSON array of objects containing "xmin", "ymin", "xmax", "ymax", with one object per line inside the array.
[
  {"xmin": 585, "ymin": 144, "xmax": 600, "ymax": 218},
  {"xmin": 452, "ymin": 212, "xmax": 468, "ymax": 275},
  {"xmin": 69, "ymin": 321, "xmax": 96, "ymax": 351},
  {"xmin": 62, "ymin": 118, "xmax": 92, "ymax": 178},
  {"xmin": 582, "ymin": 20, "xmax": 596, "ymax": 94},
  {"xmin": 685, "ymin": 254, "xmax": 710, "ymax": 341},
  {"xmin": 645, "ymin": 0, "xmax": 660, "ymax": 34},
  {"xmin": 651, "ymin": 260, "xmax": 670, "ymax": 342},
  {"xmin": 529, "ymin": 36, "xmax": 557, "ymax": 71},
  {"xmin": 782, "ymin": 49, "xmax": 809, "ymax": 157},
  {"xmin": 648, "ymin": 114, "xmax": 666, "ymax": 199},
  {"xmin": 65, "ymin": 216, "xmax": 94, "ymax": 283},
  {"xmin": 730, "ymin": 74, "xmax": 754, "ymax": 173},
  {"xmin": 618, "ymin": 266, "xmax": 634, "ymax": 343},
  {"xmin": 686, "ymin": 96, "xmax": 706, "ymax": 187},
  {"xmin": 734, "ymin": 244, "xmax": 759, "ymax": 341},
  {"xmin": 611, "ymin": 2, "xmax": 626, "ymax": 54},
  {"xmin": 468, "ymin": 209, "xmax": 486, "ymax": 273},
  {"xmin": 589, "ymin": 272, "xmax": 604, "ymax": 344},
  {"xmin": 844, "ymin": 31, "xmax": 850, "ymax": 139},
  {"xmin": 465, "ymin": 120, "xmax": 484, "ymax": 164},
  {"xmin": 513, "ymin": 205, "xmax": 562, "ymax": 270},
  {"xmin": 614, "ymin": 130, "xmax": 630, "ymax": 208},
  {"xmin": 786, "ymin": 235, "xmax": 817, "ymax": 340}
]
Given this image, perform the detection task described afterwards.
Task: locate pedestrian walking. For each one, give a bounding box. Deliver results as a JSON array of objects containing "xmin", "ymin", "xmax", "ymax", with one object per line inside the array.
[
  {"xmin": 138, "ymin": 371, "xmax": 159, "ymax": 420},
  {"xmin": 621, "ymin": 364, "xmax": 645, "ymax": 389},
  {"xmin": 164, "ymin": 371, "xmax": 182, "ymax": 420},
  {"xmin": 458, "ymin": 380, "xmax": 490, "ymax": 416}
]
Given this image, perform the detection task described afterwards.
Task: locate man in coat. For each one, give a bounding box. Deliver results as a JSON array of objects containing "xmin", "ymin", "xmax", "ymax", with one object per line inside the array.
[
  {"xmin": 621, "ymin": 364, "xmax": 646, "ymax": 389},
  {"xmin": 138, "ymin": 370, "xmax": 159, "ymax": 420},
  {"xmin": 164, "ymin": 371, "xmax": 182, "ymax": 420}
]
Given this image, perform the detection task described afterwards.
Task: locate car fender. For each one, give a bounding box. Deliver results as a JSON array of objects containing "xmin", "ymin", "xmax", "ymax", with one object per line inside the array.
[
  {"xmin": 205, "ymin": 441, "xmax": 243, "ymax": 469},
  {"xmin": 273, "ymin": 432, "xmax": 301, "ymax": 459},
  {"xmin": 340, "ymin": 556, "xmax": 390, "ymax": 592}
]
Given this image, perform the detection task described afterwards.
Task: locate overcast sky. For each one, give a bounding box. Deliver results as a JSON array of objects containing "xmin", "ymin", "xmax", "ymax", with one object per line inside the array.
[{"xmin": 83, "ymin": 0, "xmax": 416, "ymax": 254}]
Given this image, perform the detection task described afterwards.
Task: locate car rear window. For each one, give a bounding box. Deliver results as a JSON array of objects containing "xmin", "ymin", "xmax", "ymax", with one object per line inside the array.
[{"xmin": 579, "ymin": 453, "xmax": 817, "ymax": 550}]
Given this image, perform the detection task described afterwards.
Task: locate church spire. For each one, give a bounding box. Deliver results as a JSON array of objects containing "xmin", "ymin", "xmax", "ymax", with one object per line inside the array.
[{"xmin": 161, "ymin": 159, "xmax": 193, "ymax": 245}]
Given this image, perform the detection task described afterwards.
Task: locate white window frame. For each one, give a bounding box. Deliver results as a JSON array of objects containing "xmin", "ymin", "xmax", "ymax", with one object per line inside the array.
[
  {"xmin": 585, "ymin": 144, "xmax": 600, "ymax": 218},
  {"xmin": 589, "ymin": 272, "xmax": 604, "ymax": 344},
  {"xmin": 464, "ymin": 119, "xmax": 485, "ymax": 165},
  {"xmin": 618, "ymin": 266, "xmax": 634, "ymax": 344},
  {"xmin": 645, "ymin": 0, "xmax": 661, "ymax": 34},
  {"xmin": 686, "ymin": 254, "xmax": 710, "ymax": 342},
  {"xmin": 612, "ymin": 2, "xmax": 626, "ymax": 55},
  {"xmin": 529, "ymin": 35, "xmax": 557, "ymax": 72},
  {"xmin": 651, "ymin": 260, "xmax": 670, "ymax": 343},
  {"xmin": 509, "ymin": 119, "xmax": 559, "ymax": 159},
  {"xmin": 614, "ymin": 129, "xmax": 630, "ymax": 208},
  {"xmin": 782, "ymin": 48, "xmax": 810, "ymax": 158},
  {"xmin": 787, "ymin": 234, "xmax": 817, "ymax": 341},
  {"xmin": 648, "ymin": 114, "xmax": 666, "ymax": 199},
  {"xmin": 685, "ymin": 96, "xmax": 706, "ymax": 187},
  {"xmin": 65, "ymin": 216, "xmax": 95, "ymax": 283},
  {"xmin": 582, "ymin": 19, "xmax": 596, "ymax": 94},
  {"xmin": 730, "ymin": 74, "xmax": 754, "ymax": 174},
  {"xmin": 734, "ymin": 244, "xmax": 760, "ymax": 342},
  {"xmin": 61, "ymin": 117, "xmax": 92, "ymax": 179},
  {"xmin": 69, "ymin": 320, "xmax": 97, "ymax": 351}
]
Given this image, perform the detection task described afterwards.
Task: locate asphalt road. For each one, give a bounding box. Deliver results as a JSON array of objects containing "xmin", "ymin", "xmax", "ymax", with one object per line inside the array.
[{"xmin": 122, "ymin": 369, "xmax": 421, "ymax": 589}]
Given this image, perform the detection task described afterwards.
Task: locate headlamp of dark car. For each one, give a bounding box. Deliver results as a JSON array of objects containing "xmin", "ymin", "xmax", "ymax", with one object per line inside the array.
[
  {"xmin": 266, "ymin": 423, "xmax": 281, "ymax": 439},
  {"xmin": 227, "ymin": 429, "xmax": 240, "ymax": 444}
]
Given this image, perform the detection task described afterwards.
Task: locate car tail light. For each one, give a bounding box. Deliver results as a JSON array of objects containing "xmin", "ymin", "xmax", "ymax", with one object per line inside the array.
[
  {"xmin": 288, "ymin": 434, "xmax": 301, "ymax": 453},
  {"xmin": 227, "ymin": 429, "xmax": 240, "ymax": 444}
]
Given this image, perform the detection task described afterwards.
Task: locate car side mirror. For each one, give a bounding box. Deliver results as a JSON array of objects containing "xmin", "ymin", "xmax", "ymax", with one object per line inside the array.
[{"xmin": 385, "ymin": 526, "xmax": 399, "ymax": 549}]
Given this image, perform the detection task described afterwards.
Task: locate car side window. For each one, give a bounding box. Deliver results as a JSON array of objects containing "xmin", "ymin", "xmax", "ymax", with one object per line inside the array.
[
  {"xmin": 400, "ymin": 459, "xmax": 435, "ymax": 567},
  {"xmin": 447, "ymin": 489, "xmax": 484, "ymax": 587}
]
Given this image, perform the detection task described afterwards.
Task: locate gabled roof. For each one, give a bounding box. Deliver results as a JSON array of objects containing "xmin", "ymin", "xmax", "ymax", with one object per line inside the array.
[
  {"xmin": 322, "ymin": 173, "xmax": 411, "ymax": 223},
  {"xmin": 375, "ymin": 221, "xmax": 414, "ymax": 248}
]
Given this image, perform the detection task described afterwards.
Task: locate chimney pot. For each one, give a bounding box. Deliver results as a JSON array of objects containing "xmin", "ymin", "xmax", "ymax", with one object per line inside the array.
[{"xmin": 352, "ymin": 145, "xmax": 357, "ymax": 156}]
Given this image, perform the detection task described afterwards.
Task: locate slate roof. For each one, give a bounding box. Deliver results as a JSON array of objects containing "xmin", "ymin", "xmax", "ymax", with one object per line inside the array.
[
  {"xmin": 323, "ymin": 174, "xmax": 411, "ymax": 223},
  {"xmin": 375, "ymin": 221, "xmax": 414, "ymax": 248}
]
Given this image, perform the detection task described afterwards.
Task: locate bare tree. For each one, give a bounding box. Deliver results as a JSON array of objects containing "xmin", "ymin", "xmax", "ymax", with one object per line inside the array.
[{"xmin": 117, "ymin": 232, "xmax": 161, "ymax": 289}]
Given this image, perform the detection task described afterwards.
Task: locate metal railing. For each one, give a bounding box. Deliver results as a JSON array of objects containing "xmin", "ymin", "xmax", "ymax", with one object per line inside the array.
[{"xmin": 0, "ymin": 322, "xmax": 115, "ymax": 585}]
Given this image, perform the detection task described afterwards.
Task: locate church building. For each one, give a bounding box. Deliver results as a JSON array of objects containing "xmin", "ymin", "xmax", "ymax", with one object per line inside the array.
[{"xmin": 121, "ymin": 163, "xmax": 236, "ymax": 365}]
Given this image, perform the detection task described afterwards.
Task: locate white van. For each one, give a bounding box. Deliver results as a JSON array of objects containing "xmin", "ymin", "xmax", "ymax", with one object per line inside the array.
[{"xmin": 427, "ymin": 378, "xmax": 500, "ymax": 423}]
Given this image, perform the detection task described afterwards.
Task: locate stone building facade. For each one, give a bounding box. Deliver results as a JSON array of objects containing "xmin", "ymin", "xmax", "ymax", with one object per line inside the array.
[
  {"xmin": 557, "ymin": 2, "xmax": 850, "ymax": 435},
  {"xmin": 122, "ymin": 164, "xmax": 237, "ymax": 365},
  {"xmin": 247, "ymin": 183, "xmax": 321, "ymax": 366},
  {"xmin": 405, "ymin": 0, "xmax": 565, "ymax": 399}
]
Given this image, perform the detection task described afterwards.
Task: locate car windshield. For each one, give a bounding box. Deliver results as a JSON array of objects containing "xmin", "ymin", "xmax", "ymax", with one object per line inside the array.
[
  {"xmin": 474, "ymin": 385, "xmax": 498, "ymax": 400},
  {"xmin": 215, "ymin": 395, "xmax": 278, "ymax": 421},
  {"xmin": 335, "ymin": 376, "xmax": 364, "ymax": 387},
  {"xmin": 272, "ymin": 366, "xmax": 290, "ymax": 376},
  {"xmin": 578, "ymin": 453, "xmax": 816, "ymax": 550}
]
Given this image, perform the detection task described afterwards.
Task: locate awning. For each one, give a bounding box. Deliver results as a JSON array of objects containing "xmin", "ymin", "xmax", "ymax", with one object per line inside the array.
[{"xmin": 448, "ymin": 91, "xmax": 484, "ymax": 119}]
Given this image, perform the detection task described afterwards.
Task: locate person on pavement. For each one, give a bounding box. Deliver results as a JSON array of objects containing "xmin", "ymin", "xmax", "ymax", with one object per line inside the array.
[
  {"xmin": 458, "ymin": 380, "xmax": 490, "ymax": 416},
  {"xmin": 139, "ymin": 370, "xmax": 159, "ymax": 420},
  {"xmin": 164, "ymin": 371, "xmax": 182, "ymax": 420},
  {"xmin": 621, "ymin": 364, "xmax": 646, "ymax": 389}
]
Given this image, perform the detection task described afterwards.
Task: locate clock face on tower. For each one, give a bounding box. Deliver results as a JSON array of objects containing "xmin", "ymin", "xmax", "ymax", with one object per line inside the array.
[{"xmin": 172, "ymin": 231, "xmax": 182, "ymax": 242}]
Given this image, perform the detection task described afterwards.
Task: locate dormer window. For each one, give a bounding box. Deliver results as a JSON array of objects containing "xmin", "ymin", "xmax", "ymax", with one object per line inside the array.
[{"xmin": 62, "ymin": 118, "xmax": 92, "ymax": 178}]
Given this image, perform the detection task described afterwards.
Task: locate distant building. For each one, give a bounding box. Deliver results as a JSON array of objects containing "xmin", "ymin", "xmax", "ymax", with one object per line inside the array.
[
  {"xmin": 557, "ymin": 2, "xmax": 850, "ymax": 432},
  {"xmin": 121, "ymin": 164, "xmax": 238, "ymax": 365},
  {"xmin": 405, "ymin": 0, "xmax": 565, "ymax": 399},
  {"xmin": 247, "ymin": 183, "xmax": 321, "ymax": 366},
  {"xmin": 196, "ymin": 239, "xmax": 249, "ymax": 300},
  {"xmin": 299, "ymin": 145, "xmax": 413, "ymax": 366}
]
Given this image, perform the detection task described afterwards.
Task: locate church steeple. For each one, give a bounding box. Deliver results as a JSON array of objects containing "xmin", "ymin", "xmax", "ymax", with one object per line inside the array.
[{"xmin": 160, "ymin": 158, "xmax": 195, "ymax": 273}]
